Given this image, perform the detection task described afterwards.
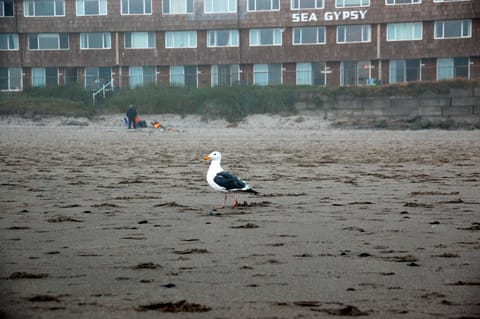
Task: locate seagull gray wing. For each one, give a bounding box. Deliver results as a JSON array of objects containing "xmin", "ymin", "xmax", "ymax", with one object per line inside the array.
[{"xmin": 213, "ymin": 171, "xmax": 247, "ymax": 191}]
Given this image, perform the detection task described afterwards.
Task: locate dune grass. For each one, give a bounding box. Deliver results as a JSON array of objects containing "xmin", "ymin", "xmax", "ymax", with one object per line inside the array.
[{"xmin": 1, "ymin": 79, "xmax": 477, "ymax": 122}]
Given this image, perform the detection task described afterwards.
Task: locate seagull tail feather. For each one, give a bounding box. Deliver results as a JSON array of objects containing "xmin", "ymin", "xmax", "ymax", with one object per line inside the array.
[{"xmin": 245, "ymin": 188, "xmax": 259, "ymax": 195}]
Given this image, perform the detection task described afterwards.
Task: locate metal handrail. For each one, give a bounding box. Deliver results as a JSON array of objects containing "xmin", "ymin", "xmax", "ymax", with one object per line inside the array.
[{"xmin": 92, "ymin": 79, "xmax": 114, "ymax": 106}]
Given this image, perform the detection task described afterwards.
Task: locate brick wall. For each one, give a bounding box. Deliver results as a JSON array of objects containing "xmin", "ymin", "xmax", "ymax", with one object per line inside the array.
[{"xmin": 1, "ymin": 0, "xmax": 479, "ymax": 88}]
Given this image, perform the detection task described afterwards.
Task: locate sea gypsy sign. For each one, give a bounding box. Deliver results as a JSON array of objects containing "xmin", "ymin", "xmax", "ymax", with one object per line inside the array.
[{"xmin": 292, "ymin": 10, "xmax": 368, "ymax": 22}]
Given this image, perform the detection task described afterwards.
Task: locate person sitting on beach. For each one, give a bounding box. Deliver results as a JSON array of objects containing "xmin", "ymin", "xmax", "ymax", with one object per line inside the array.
[{"xmin": 126, "ymin": 105, "xmax": 137, "ymax": 129}]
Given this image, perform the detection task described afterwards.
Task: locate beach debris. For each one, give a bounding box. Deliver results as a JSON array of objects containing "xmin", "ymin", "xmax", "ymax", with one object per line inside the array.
[
  {"xmin": 9, "ymin": 272, "xmax": 48, "ymax": 279},
  {"xmin": 293, "ymin": 301, "xmax": 369, "ymax": 316},
  {"xmin": 457, "ymin": 222, "xmax": 480, "ymax": 231},
  {"xmin": 91, "ymin": 203, "xmax": 122, "ymax": 208},
  {"xmin": 293, "ymin": 253, "xmax": 313, "ymax": 258},
  {"xmin": 27, "ymin": 295, "xmax": 61, "ymax": 302},
  {"xmin": 116, "ymin": 277, "xmax": 131, "ymax": 281},
  {"xmin": 323, "ymin": 305, "xmax": 369, "ymax": 316},
  {"xmin": 121, "ymin": 236, "xmax": 147, "ymax": 240},
  {"xmin": 447, "ymin": 280, "xmax": 480, "ymax": 286},
  {"xmin": 47, "ymin": 216, "xmax": 83, "ymax": 223},
  {"xmin": 45, "ymin": 251, "xmax": 60, "ymax": 255},
  {"xmin": 173, "ymin": 248, "xmax": 209, "ymax": 255},
  {"xmin": 132, "ymin": 262, "xmax": 161, "ymax": 270},
  {"xmin": 294, "ymin": 301, "xmax": 321, "ymax": 307},
  {"xmin": 231, "ymin": 223, "xmax": 259, "ymax": 229},
  {"xmin": 118, "ymin": 178, "xmax": 144, "ymax": 184},
  {"xmin": 154, "ymin": 201, "xmax": 187, "ymax": 208},
  {"xmin": 421, "ymin": 292, "xmax": 446, "ymax": 300},
  {"xmin": 59, "ymin": 204, "xmax": 81, "ymax": 208},
  {"xmin": 342, "ymin": 226, "xmax": 366, "ymax": 233},
  {"xmin": 381, "ymin": 255, "xmax": 417, "ymax": 262},
  {"xmin": 404, "ymin": 202, "xmax": 433, "ymax": 208},
  {"xmin": 7, "ymin": 226, "xmax": 31, "ymax": 230},
  {"xmin": 348, "ymin": 201, "xmax": 374, "ymax": 205},
  {"xmin": 431, "ymin": 253, "xmax": 459, "ymax": 258},
  {"xmin": 136, "ymin": 300, "xmax": 211, "ymax": 312}
]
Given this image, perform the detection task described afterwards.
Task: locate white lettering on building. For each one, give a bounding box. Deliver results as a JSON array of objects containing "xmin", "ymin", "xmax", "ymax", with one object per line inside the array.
[
  {"xmin": 293, "ymin": 10, "xmax": 367, "ymax": 23},
  {"xmin": 292, "ymin": 12, "xmax": 318, "ymax": 22}
]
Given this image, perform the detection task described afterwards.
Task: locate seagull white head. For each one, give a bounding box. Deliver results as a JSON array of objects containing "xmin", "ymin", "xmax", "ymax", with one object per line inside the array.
[{"xmin": 204, "ymin": 151, "xmax": 221, "ymax": 162}]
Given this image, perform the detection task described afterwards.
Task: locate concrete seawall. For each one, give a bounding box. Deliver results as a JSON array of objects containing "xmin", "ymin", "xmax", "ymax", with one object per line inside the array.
[{"xmin": 297, "ymin": 87, "xmax": 480, "ymax": 128}]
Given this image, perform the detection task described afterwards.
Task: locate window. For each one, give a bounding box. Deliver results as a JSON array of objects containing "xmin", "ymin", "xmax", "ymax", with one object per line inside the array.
[
  {"xmin": 296, "ymin": 62, "xmax": 326, "ymax": 85},
  {"xmin": 386, "ymin": 0, "xmax": 420, "ymax": 4},
  {"xmin": 337, "ymin": 25, "xmax": 370, "ymax": 43},
  {"xmin": 389, "ymin": 59, "xmax": 421, "ymax": 83},
  {"xmin": 85, "ymin": 66, "xmax": 111, "ymax": 89},
  {"xmin": 166, "ymin": 31, "xmax": 197, "ymax": 48},
  {"xmin": 170, "ymin": 65, "xmax": 197, "ymax": 87},
  {"xmin": 212, "ymin": 64, "xmax": 240, "ymax": 86},
  {"xmin": 1, "ymin": 0, "xmax": 14, "ymax": 16},
  {"xmin": 125, "ymin": 32, "xmax": 155, "ymax": 49},
  {"xmin": 28, "ymin": 33, "xmax": 69, "ymax": 50},
  {"xmin": 437, "ymin": 58, "xmax": 469, "ymax": 80},
  {"xmin": 205, "ymin": 0, "xmax": 236, "ymax": 13},
  {"xmin": 207, "ymin": 30, "xmax": 239, "ymax": 47},
  {"xmin": 64, "ymin": 67, "xmax": 79, "ymax": 85},
  {"xmin": 80, "ymin": 32, "xmax": 111, "ymax": 49},
  {"xmin": 163, "ymin": 0, "xmax": 193, "ymax": 14},
  {"xmin": 254, "ymin": 64, "xmax": 282, "ymax": 85},
  {"xmin": 0, "ymin": 67, "xmax": 22, "ymax": 91},
  {"xmin": 435, "ymin": 20, "xmax": 471, "ymax": 39},
  {"xmin": 340, "ymin": 61, "xmax": 370, "ymax": 86},
  {"xmin": 24, "ymin": 0, "xmax": 64, "ymax": 16},
  {"xmin": 121, "ymin": 0, "xmax": 151, "ymax": 14},
  {"xmin": 32, "ymin": 67, "xmax": 58, "ymax": 87},
  {"xmin": 433, "ymin": 0, "xmax": 468, "ymax": 2},
  {"xmin": 336, "ymin": 0, "xmax": 369, "ymax": 7},
  {"xmin": 248, "ymin": 0, "xmax": 279, "ymax": 11},
  {"xmin": 293, "ymin": 27, "xmax": 325, "ymax": 45},
  {"xmin": 250, "ymin": 28, "xmax": 282, "ymax": 46},
  {"xmin": 387, "ymin": 22, "xmax": 422, "ymax": 41},
  {"xmin": 76, "ymin": 0, "xmax": 107, "ymax": 15},
  {"xmin": 0, "ymin": 34, "xmax": 19, "ymax": 50},
  {"xmin": 129, "ymin": 66, "xmax": 156, "ymax": 88},
  {"xmin": 291, "ymin": 0, "xmax": 324, "ymax": 9}
]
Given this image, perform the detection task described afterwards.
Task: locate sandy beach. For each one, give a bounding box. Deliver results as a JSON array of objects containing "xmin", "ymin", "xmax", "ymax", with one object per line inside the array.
[{"xmin": 1, "ymin": 114, "xmax": 479, "ymax": 318}]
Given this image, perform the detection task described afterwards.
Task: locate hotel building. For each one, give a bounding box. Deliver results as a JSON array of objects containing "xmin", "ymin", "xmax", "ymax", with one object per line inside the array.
[{"xmin": 1, "ymin": 0, "xmax": 479, "ymax": 91}]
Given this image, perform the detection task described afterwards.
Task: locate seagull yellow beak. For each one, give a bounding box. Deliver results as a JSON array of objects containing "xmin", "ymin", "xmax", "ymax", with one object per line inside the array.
[{"xmin": 204, "ymin": 155, "xmax": 211, "ymax": 161}]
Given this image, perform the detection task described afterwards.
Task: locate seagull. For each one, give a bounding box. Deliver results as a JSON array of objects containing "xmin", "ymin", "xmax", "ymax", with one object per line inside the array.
[{"xmin": 204, "ymin": 151, "xmax": 258, "ymax": 208}]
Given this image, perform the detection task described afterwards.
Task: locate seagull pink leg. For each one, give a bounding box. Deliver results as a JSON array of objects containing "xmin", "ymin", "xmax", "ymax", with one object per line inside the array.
[
  {"xmin": 232, "ymin": 193, "xmax": 239, "ymax": 208},
  {"xmin": 218, "ymin": 194, "xmax": 227, "ymax": 209}
]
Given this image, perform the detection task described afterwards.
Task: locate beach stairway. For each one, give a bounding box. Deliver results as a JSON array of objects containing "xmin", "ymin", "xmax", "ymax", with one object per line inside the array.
[{"xmin": 92, "ymin": 79, "xmax": 114, "ymax": 106}]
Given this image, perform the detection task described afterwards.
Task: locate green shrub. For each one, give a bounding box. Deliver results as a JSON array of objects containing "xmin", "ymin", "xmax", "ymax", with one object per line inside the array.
[
  {"xmin": 102, "ymin": 85, "xmax": 297, "ymax": 123},
  {"xmin": 0, "ymin": 91, "xmax": 93, "ymax": 117}
]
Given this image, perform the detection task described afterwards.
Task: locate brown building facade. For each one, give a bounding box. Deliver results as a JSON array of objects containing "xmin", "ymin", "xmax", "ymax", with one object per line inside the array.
[{"xmin": 1, "ymin": 0, "xmax": 479, "ymax": 90}]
